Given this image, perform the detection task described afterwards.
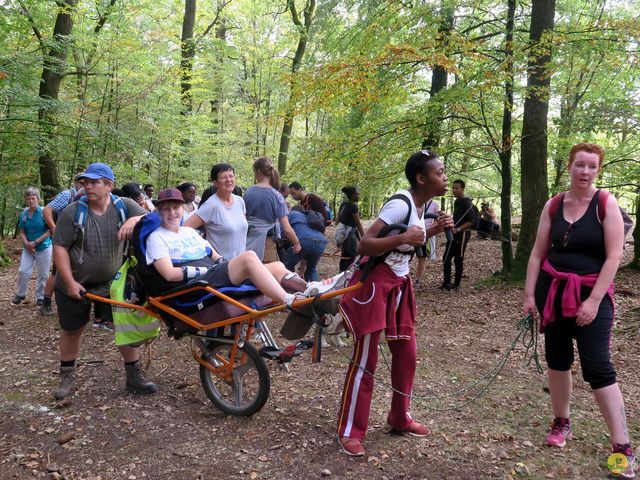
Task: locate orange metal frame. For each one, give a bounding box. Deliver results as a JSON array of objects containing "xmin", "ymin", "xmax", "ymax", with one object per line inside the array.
[{"xmin": 85, "ymin": 281, "xmax": 362, "ymax": 377}]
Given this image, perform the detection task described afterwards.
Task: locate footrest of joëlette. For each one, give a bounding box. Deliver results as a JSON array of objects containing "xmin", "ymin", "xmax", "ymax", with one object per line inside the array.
[{"xmin": 259, "ymin": 340, "xmax": 314, "ymax": 364}]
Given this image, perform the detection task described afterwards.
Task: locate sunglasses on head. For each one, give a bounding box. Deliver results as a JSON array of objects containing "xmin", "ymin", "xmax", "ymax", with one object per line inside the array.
[{"xmin": 420, "ymin": 150, "xmax": 438, "ymax": 159}]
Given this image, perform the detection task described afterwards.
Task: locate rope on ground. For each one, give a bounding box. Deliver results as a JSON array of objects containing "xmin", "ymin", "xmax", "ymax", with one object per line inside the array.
[{"xmin": 336, "ymin": 314, "xmax": 542, "ymax": 412}]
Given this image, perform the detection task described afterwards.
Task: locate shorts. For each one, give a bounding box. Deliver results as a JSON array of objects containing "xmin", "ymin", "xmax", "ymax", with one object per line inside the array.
[
  {"xmin": 55, "ymin": 286, "xmax": 113, "ymax": 331},
  {"xmin": 197, "ymin": 261, "xmax": 232, "ymax": 289}
]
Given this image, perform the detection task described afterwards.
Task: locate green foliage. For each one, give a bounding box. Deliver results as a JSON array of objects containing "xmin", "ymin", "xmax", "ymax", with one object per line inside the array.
[{"xmin": 0, "ymin": 0, "xmax": 638, "ymax": 235}]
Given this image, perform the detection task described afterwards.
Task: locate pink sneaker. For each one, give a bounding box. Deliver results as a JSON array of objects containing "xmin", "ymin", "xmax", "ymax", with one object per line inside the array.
[
  {"xmin": 545, "ymin": 417, "xmax": 572, "ymax": 447},
  {"xmin": 338, "ymin": 436, "xmax": 365, "ymax": 457}
]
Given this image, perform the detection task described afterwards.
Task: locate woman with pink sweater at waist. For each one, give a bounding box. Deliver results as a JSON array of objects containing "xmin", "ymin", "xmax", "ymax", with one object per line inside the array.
[{"xmin": 523, "ymin": 143, "xmax": 635, "ymax": 479}]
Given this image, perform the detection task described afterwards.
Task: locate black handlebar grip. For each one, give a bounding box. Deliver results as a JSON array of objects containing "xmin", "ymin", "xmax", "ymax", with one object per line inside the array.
[{"xmin": 424, "ymin": 212, "xmax": 453, "ymax": 242}]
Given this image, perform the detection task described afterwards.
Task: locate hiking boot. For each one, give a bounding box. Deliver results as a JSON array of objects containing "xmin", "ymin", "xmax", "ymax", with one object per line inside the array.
[
  {"xmin": 11, "ymin": 294, "xmax": 26, "ymax": 306},
  {"xmin": 125, "ymin": 362, "xmax": 157, "ymax": 394},
  {"xmin": 54, "ymin": 367, "xmax": 75, "ymax": 400},
  {"xmin": 39, "ymin": 298, "xmax": 54, "ymax": 316},
  {"xmin": 610, "ymin": 444, "xmax": 638, "ymax": 479},
  {"xmin": 36, "ymin": 299, "xmax": 44, "ymax": 306},
  {"xmin": 338, "ymin": 436, "xmax": 365, "ymax": 457},
  {"xmin": 439, "ymin": 283, "xmax": 452, "ymax": 291},
  {"xmin": 305, "ymin": 272, "xmax": 347, "ymax": 296},
  {"xmin": 545, "ymin": 417, "xmax": 572, "ymax": 447},
  {"xmin": 384, "ymin": 421, "xmax": 430, "ymax": 437}
]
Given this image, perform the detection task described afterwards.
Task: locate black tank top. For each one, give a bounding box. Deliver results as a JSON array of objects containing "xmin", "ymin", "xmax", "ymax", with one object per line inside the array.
[{"xmin": 546, "ymin": 190, "xmax": 605, "ymax": 275}]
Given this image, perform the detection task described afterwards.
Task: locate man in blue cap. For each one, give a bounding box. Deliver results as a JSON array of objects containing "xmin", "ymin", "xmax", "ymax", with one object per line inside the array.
[{"xmin": 52, "ymin": 163, "xmax": 154, "ymax": 399}]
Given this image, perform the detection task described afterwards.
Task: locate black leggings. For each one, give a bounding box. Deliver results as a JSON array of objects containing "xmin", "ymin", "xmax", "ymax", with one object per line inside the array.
[{"xmin": 535, "ymin": 275, "xmax": 616, "ymax": 390}]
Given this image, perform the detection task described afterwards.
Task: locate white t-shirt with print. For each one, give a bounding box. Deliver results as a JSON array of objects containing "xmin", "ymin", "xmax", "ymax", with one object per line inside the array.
[
  {"xmin": 378, "ymin": 189, "xmax": 425, "ymax": 277},
  {"xmin": 146, "ymin": 226, "xmax": 211, "ymax": 265}
]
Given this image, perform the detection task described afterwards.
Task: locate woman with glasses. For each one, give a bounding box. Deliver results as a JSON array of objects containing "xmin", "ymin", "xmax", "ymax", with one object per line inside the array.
[
  {"xmin": 523, "ymin": 143, "xmax": 635, "ymax": 478},
  {"xmin": 185, "ymin": 164, "xmax": 248, "ymax": 261}
]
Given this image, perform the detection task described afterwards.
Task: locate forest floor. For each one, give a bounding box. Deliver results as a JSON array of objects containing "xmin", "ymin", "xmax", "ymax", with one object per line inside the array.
[{"xmin": 0, "ymin": 231, "xmax": 638, "ymax": 480}]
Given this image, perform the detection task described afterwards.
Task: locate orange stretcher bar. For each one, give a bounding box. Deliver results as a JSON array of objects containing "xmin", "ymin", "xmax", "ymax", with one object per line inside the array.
[{"xmin": 85, "ymin": 281, "xmax": 362, "ymax": 334}]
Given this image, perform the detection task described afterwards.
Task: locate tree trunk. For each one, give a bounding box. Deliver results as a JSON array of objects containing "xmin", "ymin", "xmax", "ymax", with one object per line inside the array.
[
  {"xmin": 512, "ymin": 0, "xmax": 556, "ymax": 280},
  {"xmin": 277, "ymin": 0, "xmax": 316, "ymax": 174},
  {"xmin": 627, "ymin": 189, "xmax": 639, "ymax": 269},
  {"xmin": 37, "ymin": 0, "xmax": 78, "ymax": 201},
  {"xmin": 422, "ymin": 2, "xmax": 454, "ymax": 150},
  {"xmin": 499, "ymin": 0, "xmax": 516, "ymax": 276},
  {"xmin": 180, "ymin": 0, "xmax": 196, "ymax": 115},
  {"xmin": 210, "ymin": 14, "xmax": 227, "ymax": 140}
]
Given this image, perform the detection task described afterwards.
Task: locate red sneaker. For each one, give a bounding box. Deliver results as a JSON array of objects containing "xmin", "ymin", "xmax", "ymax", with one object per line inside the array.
[
  {"xmin": 338, "ymin": 436, "xmax": 365, "ymax": 457},
  {"xmin": 385, "ymin": 421, "xmax": 430, "ymax": 437}
]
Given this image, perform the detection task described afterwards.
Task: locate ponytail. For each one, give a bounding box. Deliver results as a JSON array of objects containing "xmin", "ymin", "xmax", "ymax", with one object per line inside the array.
[{"xmin": 253, "ymin": 156, "xmax": 280, "ymax": 189}]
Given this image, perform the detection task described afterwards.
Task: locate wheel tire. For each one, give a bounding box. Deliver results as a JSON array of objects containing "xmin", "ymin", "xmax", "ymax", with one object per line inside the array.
[{"xmin": 199, "ymin": 339, "xmax": 270, "ymax": 416}]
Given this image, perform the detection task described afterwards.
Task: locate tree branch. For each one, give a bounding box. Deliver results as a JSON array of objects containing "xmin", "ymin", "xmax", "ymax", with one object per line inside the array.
[
  {"xmin": 288, "ymin": 0, "xmax": 302, "ymax": 27},
  {"xmin": 16, "ymin": 0, "xmax": 45, "ymax": 49},
  {"xmin": 196, "ymin": 0, "xmax": 232, "ymax": 44},
  {"xmin": 94, "ymin": 0, "xmax": 117, "ymax": 34}
]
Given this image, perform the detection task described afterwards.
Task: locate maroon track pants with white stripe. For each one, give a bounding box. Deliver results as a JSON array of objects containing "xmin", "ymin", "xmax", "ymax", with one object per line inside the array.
[{"xmin": 336, "ymin": 330, "xmax": 417, "ymax": 439}]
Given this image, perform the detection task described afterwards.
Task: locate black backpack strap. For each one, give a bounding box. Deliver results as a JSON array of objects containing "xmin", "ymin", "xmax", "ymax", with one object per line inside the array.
[
  {"xmin": 386, "ymin": 194, "xmax": 412, "ymax": 226},
  {"xmin": 372, "ymin": 194, "xmax": 416, "ymax": 266}
]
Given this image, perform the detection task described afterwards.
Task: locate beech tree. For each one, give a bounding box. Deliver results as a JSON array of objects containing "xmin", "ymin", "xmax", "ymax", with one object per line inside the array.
[
  {"xmin": 513, "ymin": 0, "xmax": 556, "ymax": 279},
  {"xmin": 278, "ymin": 0, "xmax": 316, "ymax": 174}
]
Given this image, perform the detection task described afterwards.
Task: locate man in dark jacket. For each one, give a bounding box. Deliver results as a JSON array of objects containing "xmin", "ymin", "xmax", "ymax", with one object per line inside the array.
[
  {"xmin": 441, "ymin": 179, "xmax": 476, "ymax": 290},
  {"xmin": 288, "ymin": 182, "xmax": 328, "ymax": 223}
]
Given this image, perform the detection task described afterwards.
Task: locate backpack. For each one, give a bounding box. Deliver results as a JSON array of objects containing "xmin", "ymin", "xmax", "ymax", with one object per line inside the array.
[
  {"xmin": 470, "ymin": 203, "xmax": 480, "ymax": 230},
  {"xmin": 382, "ymin": 192, "xmax": 424, "ymax": 259},
  {"xmin": 74, "ymin": 193, "xmax": 128, "ymax": 236},
  {"xmin": 548, "ymin": 190, "xmax": 634, "ymax": 244},
  {"xmin": 73, "ymin": 194, "xmax": 129, "ymax": 263},
  {"xmin": 386, "ymin": 193, "xmax": 415, "ymax": 226},
  {"xmin": 323, "ymin": 200, "xmax": 334, "ymax": 223},
  {"xmin": 305, "ymin": 209, "xmax": 326, "ymax": 233},
  {"xmin": 466, "ymin": 197, "xmax": 480, "ymax": 230},
  {"xmin": 110, "ymin": 255, "xmax": 161, "ymax": 346}
]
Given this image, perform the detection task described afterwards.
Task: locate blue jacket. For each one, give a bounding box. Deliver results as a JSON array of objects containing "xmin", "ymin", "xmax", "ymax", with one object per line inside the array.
[{"xmin": 288, "ymin": 210, "xmax": 327, "ymax": 246}]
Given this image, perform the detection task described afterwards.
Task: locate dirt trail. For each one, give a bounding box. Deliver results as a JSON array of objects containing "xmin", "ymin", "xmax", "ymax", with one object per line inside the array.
[{"xmin": 1, "ymin": 235, "xmax": 638, "ymax": 479}]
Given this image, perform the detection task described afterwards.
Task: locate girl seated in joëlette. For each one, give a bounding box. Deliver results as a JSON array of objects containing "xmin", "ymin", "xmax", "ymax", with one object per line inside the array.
[{"xmin": 145, "ymin": 188, "xmax": 343, "ymax": 306}]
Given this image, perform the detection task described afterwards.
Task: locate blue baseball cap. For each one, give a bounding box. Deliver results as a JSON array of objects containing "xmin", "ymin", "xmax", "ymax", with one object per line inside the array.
[{"xmin": 79, "ymin": 163, "xmax": 115, "ymax": 182}]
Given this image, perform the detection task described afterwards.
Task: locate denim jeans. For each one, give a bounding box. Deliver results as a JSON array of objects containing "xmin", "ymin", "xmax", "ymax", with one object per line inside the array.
[{"xmin": 283, "ymin": 238, "xmax": 326, "ymax": 281}]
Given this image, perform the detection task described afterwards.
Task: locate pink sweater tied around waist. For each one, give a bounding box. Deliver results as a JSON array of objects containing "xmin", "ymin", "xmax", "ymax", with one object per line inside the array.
[{"xmin": 540, "ymin": 258, "xmax": 614, "ymax": 333}]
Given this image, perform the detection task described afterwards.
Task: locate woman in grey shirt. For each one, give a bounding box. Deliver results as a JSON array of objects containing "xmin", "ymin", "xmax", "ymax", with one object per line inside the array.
[
  {"xmin": 185, "ymin": 163, "xmax": 248, "ymax": 260},
  {"xmin": 244, "ymin": 157, "xmax": 300, "ymax": 261}
]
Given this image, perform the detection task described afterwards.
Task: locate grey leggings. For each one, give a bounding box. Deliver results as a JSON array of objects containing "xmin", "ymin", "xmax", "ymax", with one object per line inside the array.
[{"xmin": 16, "ymin": 247, "xmax": 52, "ymax": 300}]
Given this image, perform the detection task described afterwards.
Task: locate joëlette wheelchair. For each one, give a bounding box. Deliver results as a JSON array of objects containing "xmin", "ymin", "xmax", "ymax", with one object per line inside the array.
[{"xmin": 85, "ymin": 212, "xmax": 448, "ymax": 417}]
